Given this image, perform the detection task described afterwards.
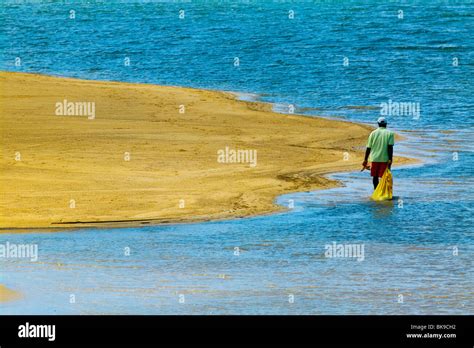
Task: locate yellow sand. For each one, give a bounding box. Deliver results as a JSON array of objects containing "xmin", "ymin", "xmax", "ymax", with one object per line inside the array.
[
  {"xmin": 0, "ymin": 71, "xmax": 412, "ymax": 230},
  {"xmin": 0, "ymin": 284, "xmax": 21, "ymax": 302}
]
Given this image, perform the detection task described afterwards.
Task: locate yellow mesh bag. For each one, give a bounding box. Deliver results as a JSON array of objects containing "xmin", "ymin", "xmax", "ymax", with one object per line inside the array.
[{"xmin": 371, "ymin": 168, "xmax": 393, "ymax": 201}]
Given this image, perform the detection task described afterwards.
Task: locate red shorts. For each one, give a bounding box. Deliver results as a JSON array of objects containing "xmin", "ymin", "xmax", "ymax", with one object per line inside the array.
[{"xmin": 370, "ymin": 162, "xmax": 388, "ymax": 178}]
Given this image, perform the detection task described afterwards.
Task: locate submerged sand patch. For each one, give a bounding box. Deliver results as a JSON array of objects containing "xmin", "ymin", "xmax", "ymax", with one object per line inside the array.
[{"xmin": 0, "ymin": 284, "xmax": 21, "ymax": 302}]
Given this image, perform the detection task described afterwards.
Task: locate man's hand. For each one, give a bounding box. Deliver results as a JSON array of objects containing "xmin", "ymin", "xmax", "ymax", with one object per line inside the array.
[
  {"xmin": 362, "ymin": 148, "xmax": 371, "ymax": 171},
  {"xmin": 361, "ymin": 160, "xmax": 370, "ymax": 172}
]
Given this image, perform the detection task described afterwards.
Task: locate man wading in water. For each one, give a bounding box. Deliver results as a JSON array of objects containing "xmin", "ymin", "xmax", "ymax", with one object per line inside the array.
[{"xmin": 362, "ymin": 117, "xmax": 394, "ymax": 190}]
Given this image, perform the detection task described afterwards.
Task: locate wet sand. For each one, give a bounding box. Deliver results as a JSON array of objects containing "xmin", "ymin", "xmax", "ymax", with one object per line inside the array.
[
  {"xmin": 0, "ymin": 72, "xmax": 413, "ymax": 229},
  {"xmin": 0, "ymin": 284, "xmax": 21, "ymax": 302}
]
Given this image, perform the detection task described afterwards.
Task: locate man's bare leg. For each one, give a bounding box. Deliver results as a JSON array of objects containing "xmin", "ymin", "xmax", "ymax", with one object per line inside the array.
[{"xmin": 373, "ymin": 176, "xmax": 379, "ymax": 190}]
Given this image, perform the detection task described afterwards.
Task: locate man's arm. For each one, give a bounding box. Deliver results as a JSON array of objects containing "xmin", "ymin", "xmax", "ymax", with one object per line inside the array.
[
  {"xmin": 387, "ymin": 131, "xmax": 395, "ymax": 169},
  {"xmin": 387, "ymin": 145, "xmax": 393, "ymax": 169},
  {"xmin": 363, "ymin": 132, "xmax": 373, "ymax": 168},
  {"xmin": 362, "ymin": 148, "xmax": 371, "ymax": 167}
]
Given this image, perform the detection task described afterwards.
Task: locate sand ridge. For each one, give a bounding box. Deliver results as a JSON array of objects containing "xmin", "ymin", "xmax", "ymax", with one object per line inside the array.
[
  {"xmin": 0, "ymin": 71, "xmax": 412, "ymax": 230},
  {"xmin": 0, "ymin": 284, "xmax": 21, "ymax": 302}
]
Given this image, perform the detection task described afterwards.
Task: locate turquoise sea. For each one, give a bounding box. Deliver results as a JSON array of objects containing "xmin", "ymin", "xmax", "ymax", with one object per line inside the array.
[{"xmin": 0, "ymin": 1, "xmax": 473, "ymax": 314}]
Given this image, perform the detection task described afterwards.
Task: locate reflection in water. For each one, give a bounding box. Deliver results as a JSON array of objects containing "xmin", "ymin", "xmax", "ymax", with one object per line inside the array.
[{"xmin": 369, "ymin": 200, "xmax": 396, "ymax": 220}]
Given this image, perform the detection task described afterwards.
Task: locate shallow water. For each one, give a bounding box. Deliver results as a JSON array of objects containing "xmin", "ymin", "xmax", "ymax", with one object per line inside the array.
[
  {"xmin": 0, "ymin": 1, "xmax": 473, "ymax": 314},
  {"xmin": 1, "ymin": 134, "xmax": 472, "ymax": 314}
]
